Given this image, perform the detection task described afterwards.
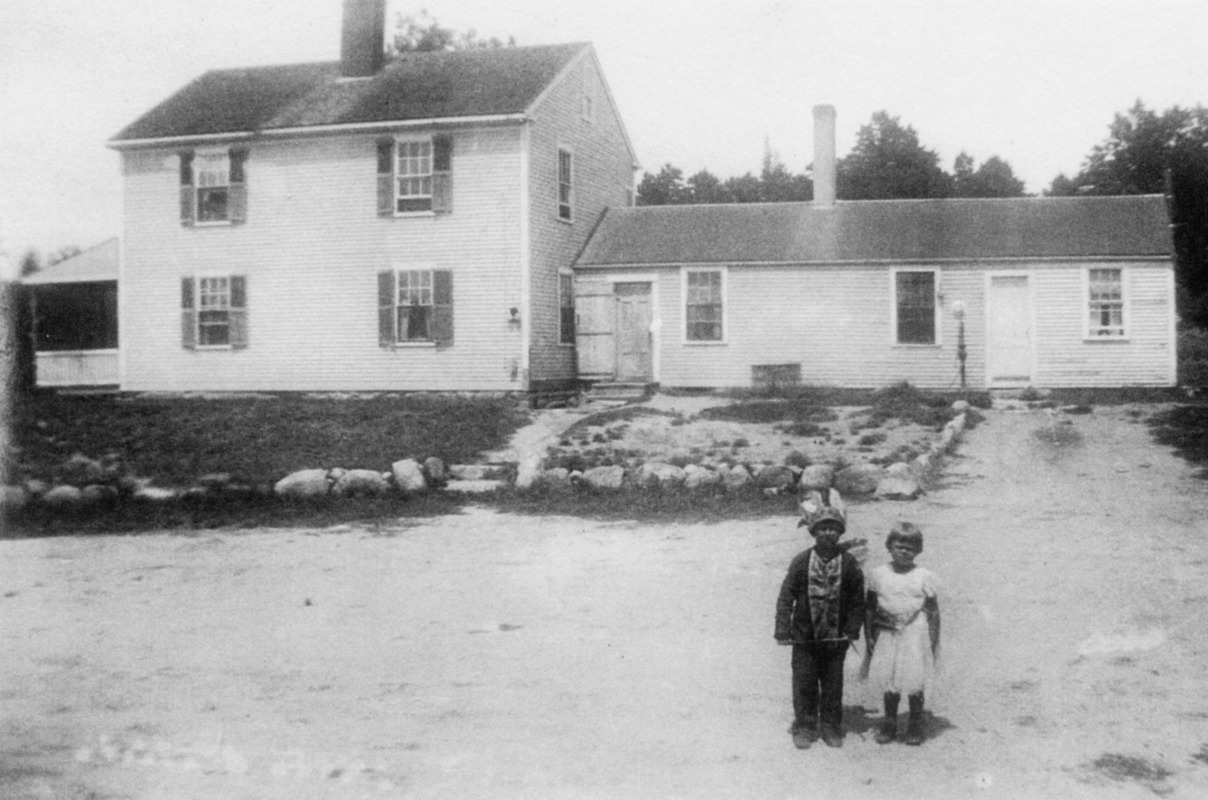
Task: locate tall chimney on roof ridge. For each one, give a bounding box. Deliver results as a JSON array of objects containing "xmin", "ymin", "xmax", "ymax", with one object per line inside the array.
[
  {"xmin": 813, "ymin": 104, "xmax": 836, "ymax": 207},
  {"xmin": 341, "ymin": 0, "xmax": 386, "ymax": 78}
]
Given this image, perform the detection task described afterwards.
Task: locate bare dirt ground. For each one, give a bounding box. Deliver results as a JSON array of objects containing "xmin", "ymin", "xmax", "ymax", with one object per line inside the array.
[{"xmin": 3, "ymin": 404, "xmax": 1208, "ymax": 799}]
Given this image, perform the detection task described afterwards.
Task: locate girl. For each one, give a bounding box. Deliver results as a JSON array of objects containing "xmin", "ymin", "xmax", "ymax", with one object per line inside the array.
[{"xmin": 862, "ymin": 522, "xmax": 940, "ymax": 746}]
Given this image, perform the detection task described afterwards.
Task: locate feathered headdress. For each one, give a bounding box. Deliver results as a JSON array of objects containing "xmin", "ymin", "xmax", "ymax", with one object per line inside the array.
[{"xmin": 798, "ymin": 488, "xmax": 846, "ymax": 534}]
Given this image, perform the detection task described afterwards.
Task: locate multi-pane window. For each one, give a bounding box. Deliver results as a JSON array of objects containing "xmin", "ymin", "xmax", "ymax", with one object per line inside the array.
[
  {"xmin": 198, "ymin": 277, "xmax": 231, "ymax": 346},
  {"xmin": 1088, "ymin": 268, "xmax": 1124, "ymax": 336},
  {"xmin": 558, "ymin": 148, "xmax": 573, "ymax": 221},
  {"xmin": 195, "ymin": 153, "xmax": 231, "ymax": 223},
  {"xmin": 559, "ymin": 273, "xmax": 575, "ymax": 344},
  {"xmin": 397, "ymin": 270, "xmax": 434, "ymax": 342},
  {"xmin": 396, "ymin": 140, "xmax": 433, "ymax": 213},
  {"xmin": 895, "ymin": 270, "xmax": 937, "ymax": 344},
  {"xmin": 686, "ymin": 270, "xmax": 723, "ymax": 342}
]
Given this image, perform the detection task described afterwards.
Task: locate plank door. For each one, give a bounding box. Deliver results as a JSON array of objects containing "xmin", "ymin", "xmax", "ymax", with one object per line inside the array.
[
  {"xmin": 614, "ymin": 282, "xmax": 652, "ymax": 381},
  {"xmin": 987, "ymin": 275, "xmax": 1033, "ymax": 386},
  {"xmin": 574, "ymin": 281, "xmax": 617, "ymax": 378}
]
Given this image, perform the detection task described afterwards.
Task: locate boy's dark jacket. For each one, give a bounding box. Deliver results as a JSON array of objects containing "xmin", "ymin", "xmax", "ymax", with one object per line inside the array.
[{"xmin": 774, "ymin": 547, "xmax": 866, "ymax": 643}]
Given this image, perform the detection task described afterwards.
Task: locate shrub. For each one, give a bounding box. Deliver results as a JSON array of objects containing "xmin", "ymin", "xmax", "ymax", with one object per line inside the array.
[{"xmin": 858, "ymin": 431, "xmax": 887, "ymax": 446}]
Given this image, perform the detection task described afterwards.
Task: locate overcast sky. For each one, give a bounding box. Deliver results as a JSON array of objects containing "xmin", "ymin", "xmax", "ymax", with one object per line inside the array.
[{"xmin": 3, "ymin": 0, "xmax": 1207, "ymax": 273}]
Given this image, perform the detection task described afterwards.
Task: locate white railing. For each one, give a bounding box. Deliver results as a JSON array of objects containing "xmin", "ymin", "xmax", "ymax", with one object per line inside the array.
[{"xmin": 36, "ymin": 349, "xmax": 119, "ymax": 387}]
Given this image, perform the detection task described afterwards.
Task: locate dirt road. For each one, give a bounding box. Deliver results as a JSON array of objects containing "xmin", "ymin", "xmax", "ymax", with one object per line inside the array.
[{"xmin": 2, "ymin": 405, "xmax": 1207, "ymax": 799}]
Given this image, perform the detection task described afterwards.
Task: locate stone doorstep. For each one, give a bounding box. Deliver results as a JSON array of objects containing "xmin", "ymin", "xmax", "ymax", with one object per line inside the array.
[
  {"xmin": 447, "ymin": 463, "xmax": 511, "ymax": 481},
  {"xmin": 442, "ymin": 479, "xmax": 507, "ymax": 494}
]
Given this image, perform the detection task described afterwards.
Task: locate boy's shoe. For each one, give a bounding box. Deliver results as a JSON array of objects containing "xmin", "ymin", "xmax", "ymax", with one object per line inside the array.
[
  {"xmin": 789, "ymin": 720, "xmax": 818, "ymax": 749},
  {"xmin": 904, "ymin": 714, "xmax": 925, "ymax": 746},
  {"xmin": 820, "ymin": 725, "xmax": 844, "ymax": 748},
  {"xmin": 874, "ymin": 719, "xmax": 897, "ymax": 744}
]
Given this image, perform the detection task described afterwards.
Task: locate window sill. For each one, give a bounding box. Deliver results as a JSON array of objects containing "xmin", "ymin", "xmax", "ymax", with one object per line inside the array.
[
  {"xmin": 392, "ymin": 211, "xmax": 436, "ymax": 219},
  {"xmin": 1083, "ymin": 335, "xmax": 1130, "ymax": 342},
  {"xmin": 684, "ymin": 339, "xmax": 727, "ymax": 346},
  {"xmin": 386, "ymin": 341, "xmax": 437, "ymax": 348},
  {"xmin": 893, "ymin": 343, "xmax": 942, "ymax": 348},
  {"xmin": 194, "ymin": 220, "xmax": 232, "ymax": 228},
  {"xmin": 556, "ymin": 215, "xmax": 573, "ymax": 225},
  {"xmin": 193, "ymin": 345, "xmax": 233, "ymax": 351}
]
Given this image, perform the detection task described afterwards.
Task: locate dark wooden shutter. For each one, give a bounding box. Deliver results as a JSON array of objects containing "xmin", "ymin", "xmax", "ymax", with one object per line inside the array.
[
  {"xmin": 376, "ymin": 139, "xmax": 394, "ymax": 216},
  {"xmin": 432, "ymin": 270, "xmax": 453, "ymax": 346},
  {"xmin": 432, "ymin": 135, "xmax": 453, "ymax": 214},
  {"xmin": 181, "ymin": 277, "xmax": 196, "ymax": 349},
  {"xmin": 179, "ymin": 152, "xmax": 195, "ymax": 226},
  {"xmin": 229, "ymin": 275, "xmax": 248, "ymax": 348},
  {"xmin": 378, "ymin": 271, "xmax": 396, "ymax": 346},
  {"xmin": 228, "ymin": 149, "xmax": 248, "ymax": 224}
]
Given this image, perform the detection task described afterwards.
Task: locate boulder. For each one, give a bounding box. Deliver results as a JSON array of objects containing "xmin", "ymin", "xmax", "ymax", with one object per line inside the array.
[
  {"xmin": 332, "ymin": 469, "xmax": 390, "ymax": 497},
  {"xmin": 55, "ymin": 453, "xmax": 107, "ymax": 487},
  {"xmin": 274, "ymin": 469, "xmax": 332, "ymax": 498},
  {"xmin": 581, "ymin": 465, "xmax": 626, "ymax": 491},
  {"xmin": 132, "ymin": 484, "xmax": 179, "ymax": 502},
  {"xmin": 391, "ymin": 459, "xmax": 428, "ymax": 492},
  {"xmin": 635, "ymin": 461, "xmax": 686, "ymax": 488},
  {"xmin": 684, "ymin": 464, "xmax": 721, "ymax": 490},
  {"xmin": 197, "ymin": 473, "xmax": 233, "ymax": 491},
  {"xmin": 798, "ymin": 464, "xmax": 835, "ymax": 492},
  {"xmin": 422, "ymin": 457, "xmax": 447, "ymax": 487},
  {"xmin": 876, "ymin": 476, "xmax": 923, "ymax": 501},
  {"xmin": 24, "ymin": 479, "xmax": 50, "ymax": 498},
  {"xmin": 722, "ymin": 464, "xmax": 753, "ymax": 491},
  {"xmin": 41, "ymin": 485, "xmax": 83, "ymax": 506},
  {"xmin": 885, "ymin": 461, "xmax": 913, "ymax": 478},
  {"xmin": 754, "ymin": 464, "xmax": 795, "ymax": 490},
  {"xmin": 0, "ymin": 485, "xmax": 29, "ymax": 510},
  {"xmin": 834, "ymin": 464, "xmax": 885, "ymax": 495}
]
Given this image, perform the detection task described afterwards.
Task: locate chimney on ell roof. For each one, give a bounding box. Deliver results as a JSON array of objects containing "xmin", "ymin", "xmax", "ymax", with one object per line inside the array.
[
  {"xmin": 813, "ymin": 105, "xmax": 837, "ymax": 207},
  {"xmin": 341, "ymin": 0, "xmax": 386, "ymax": 78}
]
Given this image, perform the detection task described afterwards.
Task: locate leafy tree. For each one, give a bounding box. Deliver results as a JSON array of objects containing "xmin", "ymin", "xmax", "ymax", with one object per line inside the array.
[
  {"xmin": 837, "ymin": 112, "xmax": 952, "ymax": 200},
  {"xmin": 1048, "ymin": 101, "xmax": 1208, "ymax": 326},
  {"xmin": 636, "ymin": 164, "xmax": 691, "ymax": 205},
  {"xmin": 18, "ymin": 250, "xmax": 40, "ymax": 278},
  {"xmin": 686, "ymin": 169, "xmax": 727, "ymax": 204},
  {"xmin": 391, "ymin": 9, "xmax": 514, "ymax": 54},
  {"xmin": 952, "ymin": 153, "xmax": 1027, "ymax": 198}
]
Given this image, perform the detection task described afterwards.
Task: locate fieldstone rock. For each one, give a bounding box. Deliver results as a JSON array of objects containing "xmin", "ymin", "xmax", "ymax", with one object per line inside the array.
[
  {"xmin": 876, "ymin": 476, "xmax": 923, "ymax": 500},
  {"xmin": 328, "ymin": 467, "xmax": 348, "ymax": 482},
  {"xmin": 41, "ymin": 485, "xmax": 83, "ymax": 506},
  {"xmin": 723, "ymin": 464, "xmax": 753, "ymax": 490},
  {"xmin": 754, "ymin": 464, "xmax": 795, "ymax": 490},
  {"xmin": 391, "ymin": 459, "xmax": 428, "ymax": 492},
  {"xmin": 885, "ymin": 462, "xmax": 913, "ymax": 478},
  {"xmin": 952, "ymin": 400, "xmax": 970, "ymax": 412},
  {"xmin": 449, "ymin": 464, "xmax": 489, "ymax": 480},
  {"xmin": 444, "ymin": 479, "xmax": 506, "ymax": 493},
  {"xmin": 912, "ymin": 453, "xmax": 934, "ymax": 477},
  {"xmin": 24, "ymin": 479, "xmax": 50, "ymax": 497},
  {"xmin": 515, "ymin": 455, "xmax": 544, "ymax": 490},
  {"xmin": 635, "ymin": 461, "xmax": 686, "ymax": 488},
  {"xmin": 799, "ymin": 464, "xmax": 835, "ymax": 492},
  {"xmin": 56, "ymin": 453, "xmax": 107, "ymax": 487},
  {"xmin": 582, "ymin": 465, "xmax": 626, "ymax": 490},
  {"xmin": 332, "ymin": 469, "xmax": 390, "ymax": 497},
  {"xmin": 132, "ymin": 484, "xmax": 179, "ymax": 502},
  {"xmin": 423, "ymin": 457, "xmax": 447, "ymax": 486},
  {"xmin": 197, "ymin": 473, "xmax": 232, "ymax": 490},
  {"xmin": 684, "ymin": 464, "xmax": 721, "ymax": 490},
  {"xmin": 1, "ymin": 486, "xmax": 29, "ymax": 510},
  {"xmin": 274, "ymin": 469, "xmax": 332, "ymax": 498},
  {"xmin": 834, "ymin": 464, "xmax": 885, "ymax": 495}
]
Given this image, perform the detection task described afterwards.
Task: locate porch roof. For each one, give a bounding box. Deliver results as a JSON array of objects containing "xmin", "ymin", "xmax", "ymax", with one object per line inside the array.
[{"xmin": 22, "ymin": 238, "xmax": 119, "ymax": 285}]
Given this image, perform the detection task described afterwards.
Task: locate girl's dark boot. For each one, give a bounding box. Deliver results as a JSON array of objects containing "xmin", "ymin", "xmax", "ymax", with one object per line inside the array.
[
  {"xmin": 904, "ymin": 693, "xmax": 925, "ymax": 745},
  {"xmin": 875, "ymin": 692, "xmax": 899, "ymax": 744}
]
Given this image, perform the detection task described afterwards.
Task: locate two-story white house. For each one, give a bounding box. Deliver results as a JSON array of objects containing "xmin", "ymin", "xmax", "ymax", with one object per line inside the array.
[{"xmin": 109, "ymin": 0, "xmax": 637, "ymax": 394}]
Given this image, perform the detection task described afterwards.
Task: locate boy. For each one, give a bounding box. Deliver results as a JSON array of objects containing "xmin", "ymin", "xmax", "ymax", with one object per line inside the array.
[{"xmin": 774, "ymin": 490, "xmax": 865, "ymax": 749}]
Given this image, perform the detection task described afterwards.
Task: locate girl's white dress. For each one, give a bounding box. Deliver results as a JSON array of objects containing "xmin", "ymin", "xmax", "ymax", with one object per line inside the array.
[{"xmin": 864, "ymin": 564, "xmax": 939, "ymax": 696}]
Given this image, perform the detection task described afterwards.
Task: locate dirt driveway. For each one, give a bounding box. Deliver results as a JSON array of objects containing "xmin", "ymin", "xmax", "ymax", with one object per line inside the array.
[{"xmin": 3, "ymin": 405, "xmax": 1208, "ymax": 799}]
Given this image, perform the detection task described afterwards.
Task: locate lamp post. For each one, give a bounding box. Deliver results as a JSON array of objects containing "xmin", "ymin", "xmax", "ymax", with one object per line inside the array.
[{"xmin": 952, "ymin": 301, "xmax": 967, "ymax": 389}]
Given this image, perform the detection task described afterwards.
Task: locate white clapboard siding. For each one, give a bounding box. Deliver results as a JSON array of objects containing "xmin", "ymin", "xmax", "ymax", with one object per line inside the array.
[
  {"xmin": 526, "ymin": 52, "xmax": 635, "ymax": 387},
  {"xmin": 121, "ymin": 128, "xmax": 532, "ymax": 391}
]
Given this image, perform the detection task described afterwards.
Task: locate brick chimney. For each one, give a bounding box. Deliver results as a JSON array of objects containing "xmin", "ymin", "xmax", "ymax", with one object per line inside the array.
[
  {"xmin": 341, "ymin": 0, "xmax": 386, "ymax": 78},
  {"xmin": 813, "ymin": 105, "xmax": 837, "ymax": 207}
]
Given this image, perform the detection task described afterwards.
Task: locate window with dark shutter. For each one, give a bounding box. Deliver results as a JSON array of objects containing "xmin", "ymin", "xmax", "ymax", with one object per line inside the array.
[
  {"xmin": 228, "ymin": 150, "xmax": 248, "ymax": 224},
  {"xmin": 181, "ymin": 277, "xmax": 196, "ymax": 348},
  {"xmin": 378, "ymin": 271, "xmax": 396, "ymax": 345},
  {"xmin": 376, "ymin": 140, "xmax": 394, "ymax": 217},
  {"xmin": 179, "ymin": 153, "xmax": 195, "ymax": 226},
  {"xmin": 229, "ymin": 275, "xmax": 248, "ymax": 348},
  {"xmin": 432, "ymin": 270, "xmax": 453, "ymax": 345}
]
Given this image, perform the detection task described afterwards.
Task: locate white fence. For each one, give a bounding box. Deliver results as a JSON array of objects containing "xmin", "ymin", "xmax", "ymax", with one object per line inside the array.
[{"xmin": 36, "ymin": 349, "xmax": 119, "ymax": 387}]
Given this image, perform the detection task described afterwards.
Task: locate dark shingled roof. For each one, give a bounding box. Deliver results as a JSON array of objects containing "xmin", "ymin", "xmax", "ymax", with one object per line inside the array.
[
  {"xmin": 576, "ymin": 196, "xmax": 1173, "ymax": 266},
  {"xmin": 112, "ymin": 43, "xmax": 588, "ymax": 142}
]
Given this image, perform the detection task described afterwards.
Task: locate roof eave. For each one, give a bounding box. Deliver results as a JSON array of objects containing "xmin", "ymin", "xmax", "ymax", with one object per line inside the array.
[{"xmin": 574, "ymin": 254, "xmax": 1173, "ymax": 269}]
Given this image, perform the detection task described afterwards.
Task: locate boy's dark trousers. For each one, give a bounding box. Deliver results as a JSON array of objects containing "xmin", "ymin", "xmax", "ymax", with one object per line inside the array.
[{"xmin": 791, "ymin": 642, "xmax": 847, "ymax": 728}]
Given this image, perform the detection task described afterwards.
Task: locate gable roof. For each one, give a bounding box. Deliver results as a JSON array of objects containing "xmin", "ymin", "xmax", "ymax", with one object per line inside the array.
[
  {"xmin": 111, "ymin": 43, "xmax": 589, "ymax": 144},
  {"xmin": 22, "ymin": 238, "xmax": 119, "ymax": 285},
  {"xmin": 576, "ymin": 195, "xmax": 1173, "ymax": 267}
]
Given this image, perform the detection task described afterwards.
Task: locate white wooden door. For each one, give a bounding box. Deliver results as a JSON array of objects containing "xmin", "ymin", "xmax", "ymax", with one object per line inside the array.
[
  {"xmin": 987, "ymin": 275, "xmax": 1032, "ymax": 385},
  {"xmin": 614, "ymin": 282, "xmax": 652, "ymax": 381},
  {"xmin": 574, "ymin": 281, "xmax": 616, "ymax": 378}
]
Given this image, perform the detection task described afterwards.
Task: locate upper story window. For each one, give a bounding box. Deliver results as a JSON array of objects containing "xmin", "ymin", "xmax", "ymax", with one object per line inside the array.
[
  {"xmin": 181, "ymin": 275, "xmax": 248, "ymax": 349},
  {"xmin": 558, "ymin": 148, "xmax": 573, "ymax": 221},
  {"xmin": 377, "ymin": 135, "xmax": 452, "ymax": 216},
  {"xmin": 685, "ymin": 268, "xmax": 724, "ymax": 342},
  {"xmin": 179, "ymin": 148, "xmax": 247, "ymax": 226},
  {"xmin": 1088, "ymin": 267, "xmax": 1125, "ymax": 337},
  {"xmin": 893, "ymin": 269, "xmax": 938, "ymax": 345},
  {"xmin": 378, "ymin": 269, "xmax": 454, "ymax": 346}
]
